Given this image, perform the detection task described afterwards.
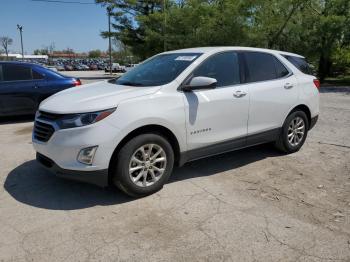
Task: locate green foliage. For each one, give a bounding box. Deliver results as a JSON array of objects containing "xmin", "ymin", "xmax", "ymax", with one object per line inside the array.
[
  {"xmin": 331, "ymin": 47, "xmax": 350, "ymax": 75},
  {"xmin": 34, "ymin": 48, "xmax": 49, "ymax": 55},
  {"xmin": 88, "ymin": 49, "xmax": 102, "ymax": 58},
  {"xmin": 97, "ymin": 0, "xmax": 350, "ymax": 79}
]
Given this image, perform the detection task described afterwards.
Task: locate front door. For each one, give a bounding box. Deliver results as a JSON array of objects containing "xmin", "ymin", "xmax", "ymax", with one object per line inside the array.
[{"xmin": 183, "ymin": 51, "xmax": 249, "ymax": 152}]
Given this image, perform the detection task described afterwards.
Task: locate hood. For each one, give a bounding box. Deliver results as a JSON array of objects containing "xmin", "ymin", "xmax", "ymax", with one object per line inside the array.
[{"xmin": 39, "ymin": 81, "xmax": 161, "ymax": 114}]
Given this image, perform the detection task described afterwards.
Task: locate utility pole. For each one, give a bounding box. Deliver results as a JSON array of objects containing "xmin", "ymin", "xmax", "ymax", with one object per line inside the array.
[
  {"xmin": 17, "ymin": 24, "xmax": 24, "ymax": 60},
  {"xmin": 163, "ymin": 0, "xmax": 167, "ymax": 51},
  {"xmin": 107, "ymin": 6, "xmax": 112, "ymax": 75}
]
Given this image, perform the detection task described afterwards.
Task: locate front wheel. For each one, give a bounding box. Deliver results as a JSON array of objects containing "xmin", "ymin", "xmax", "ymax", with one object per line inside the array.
[
  {"xmin": 112, "ymin": 134, "xmax": 174, "ymax": 197},
  {"xmin": 275, "ymin": 110, "xmax": 309, "ymax": 153}
]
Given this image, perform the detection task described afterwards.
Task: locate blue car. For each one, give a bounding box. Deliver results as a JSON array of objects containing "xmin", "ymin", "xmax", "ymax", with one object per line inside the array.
[{"xmin": 0, "ymin": 62, "xmax": 81, "ymax": 116}]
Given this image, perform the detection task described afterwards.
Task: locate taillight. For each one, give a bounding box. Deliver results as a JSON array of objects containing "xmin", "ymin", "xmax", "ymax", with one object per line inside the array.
[
  {"xmin": 73, "ymin": 79, "xmax": 82, "ymax": 86},
  {"xmin": 313, "ymin": 79, "xmax": 320, "ymax": 89}
]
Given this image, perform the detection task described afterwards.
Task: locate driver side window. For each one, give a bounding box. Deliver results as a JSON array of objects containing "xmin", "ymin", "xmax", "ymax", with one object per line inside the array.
[{"xmin": 193, "ymin": 51, "xmax": 240, "ymax": 87}]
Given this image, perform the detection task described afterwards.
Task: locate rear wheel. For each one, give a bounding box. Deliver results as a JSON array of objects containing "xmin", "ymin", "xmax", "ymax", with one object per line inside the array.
[
  {"xmin": 112, "ymin": 133, "xmax": 174, "ymax": 197},
  {"xmin": 275, "ymin": 110, "xmax": 309, "ymax": 153}
]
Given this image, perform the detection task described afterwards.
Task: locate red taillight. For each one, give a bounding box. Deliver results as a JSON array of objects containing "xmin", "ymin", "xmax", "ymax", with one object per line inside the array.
[
  {"xmin": 313, "ymin": 79, "xmax": 320, "ymax": 89},
  {"xmin": 73, "ymin": 79, "xmax": 82, "ymax": 86}
]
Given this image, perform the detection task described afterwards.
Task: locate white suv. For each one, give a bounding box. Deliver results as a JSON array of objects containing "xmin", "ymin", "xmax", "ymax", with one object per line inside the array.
[{"xmin": 33, "ymin": 47, "xmax": 319, "ymax": 197}]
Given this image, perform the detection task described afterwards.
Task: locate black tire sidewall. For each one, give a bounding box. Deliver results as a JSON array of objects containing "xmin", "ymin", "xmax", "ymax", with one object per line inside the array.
[
  {"xmin": 281, "ymin": 111, "xmax": 309, "ymax": 153},
  {"xmin": 113, "ymin": 133, "xmax": 174, "ymax": 197}
]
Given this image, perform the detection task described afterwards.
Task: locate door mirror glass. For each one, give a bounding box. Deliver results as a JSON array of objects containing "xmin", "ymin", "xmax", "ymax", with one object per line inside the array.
[{"xmin": 183, "ymin": 76, "xmax": 217, "ymax": 91}]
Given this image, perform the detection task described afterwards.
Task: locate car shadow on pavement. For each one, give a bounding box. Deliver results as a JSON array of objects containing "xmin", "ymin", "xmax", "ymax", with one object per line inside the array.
[
  {"xmin": 170, "ymin": 144, "xmax": 280, "ymax": 183},
  {"xmin": 4, "ymin": 160, "xmax": 133, "ymax": 210},
  {"xmin": 4, "ymin": 144, "xmax": 281, "ymax": 211}
]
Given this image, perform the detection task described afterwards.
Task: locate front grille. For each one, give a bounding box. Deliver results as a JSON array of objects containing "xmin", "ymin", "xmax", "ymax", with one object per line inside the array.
[{"xmin": 33, "ymin": 121, "xmax": 55, "ymax": 142}]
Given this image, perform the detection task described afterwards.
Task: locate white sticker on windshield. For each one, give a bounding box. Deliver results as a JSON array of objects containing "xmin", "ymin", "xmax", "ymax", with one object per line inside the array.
[{"xmin": 175, "ymin": 56, "xmax": 197, "ymax": 61}]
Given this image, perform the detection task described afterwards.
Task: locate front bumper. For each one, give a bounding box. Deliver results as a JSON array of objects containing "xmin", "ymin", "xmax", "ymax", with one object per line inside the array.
[
  {"xmin": 36, "ymin": 153, "xmax": 108, "ymax": 187},
  {"xmin": 32, "ymin": 117, "xmax": 121, "ymax": 172}
]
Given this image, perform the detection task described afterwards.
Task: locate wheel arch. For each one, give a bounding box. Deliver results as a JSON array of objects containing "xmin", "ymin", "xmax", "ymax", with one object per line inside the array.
[
  {"xmin": 288, "ymin": 104, "xmax": 311, "ymax": 128},
  {"xmin": 108, "ymin": 124, "xmax": 181, "ymax": 185}
]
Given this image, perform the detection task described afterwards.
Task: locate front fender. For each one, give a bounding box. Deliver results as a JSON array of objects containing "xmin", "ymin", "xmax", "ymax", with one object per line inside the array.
[{"xmin": 105, "ymin": 93, "xmax": 187, "ymax": 153}]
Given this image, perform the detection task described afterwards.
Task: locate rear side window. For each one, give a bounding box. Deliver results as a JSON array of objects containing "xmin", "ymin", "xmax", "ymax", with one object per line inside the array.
[
  {"xmin": 282, "ymin": 55, "xmax": 313, "ymax": 75},
  {"xmin": 193, "ymin": 51, "xmax": 240, "ymax": 87},
  {"xmin": 3, "ymin": 64, "xmax": 32, "ymax": 81},
  {"xmin": 32, "ymin": 69, "xmax": 44, "ymax": 80},
  {"xmin": 274, "ymin": 57, "xmax": 289, "ymax": 78},
  {"xmin": 243, "ymin": 52, "xmax": 290, "ymax": 83}
]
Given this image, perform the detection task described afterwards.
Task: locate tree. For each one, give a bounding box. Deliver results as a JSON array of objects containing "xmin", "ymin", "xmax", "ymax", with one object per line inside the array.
[
  {"xmin": 88, "ymin": 49, "xmax": 102, "ymax": 58},
  {"xmin": 96, "ymin": 0, "xmax": 350, "ymax": 79},
  {"xmin": 96, "ymin": 0, "xmax": 164, "ymax": 59},
  {"xmin": 34, "ymin": 47, "xmax": 49, "ymax": 55},
  {"xmin": 0, "ymin": 36, "xmax": 13, "ymax": 58},
  {"xmin": 314, "ymin": 0, "xmax": 350, "ymax": 80}
]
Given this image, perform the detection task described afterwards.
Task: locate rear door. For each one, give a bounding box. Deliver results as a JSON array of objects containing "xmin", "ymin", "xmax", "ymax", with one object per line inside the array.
[
  {"xmin": 0, "ymin": 64, "xmax": 43, "ymax": 115},
  {"xmin": 242, "ymin": 52, "xmax": 299, "ymax": 139}
]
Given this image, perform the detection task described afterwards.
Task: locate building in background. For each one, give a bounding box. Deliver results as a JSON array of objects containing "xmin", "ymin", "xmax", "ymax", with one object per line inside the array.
[{"xmin": 0, "ymin": 53, "xmax": 48, "ymax": 63}]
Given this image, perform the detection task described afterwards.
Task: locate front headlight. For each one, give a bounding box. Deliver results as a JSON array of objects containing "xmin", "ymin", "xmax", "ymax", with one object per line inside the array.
[{"xmin": 57, "ymin": 108, "xmax": 116, "ymax": 129}]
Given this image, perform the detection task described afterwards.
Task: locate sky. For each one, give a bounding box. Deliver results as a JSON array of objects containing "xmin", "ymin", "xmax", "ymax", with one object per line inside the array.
[{"xmin": 0, "ymin": 0, "xmax": 109, "ymax": 54}]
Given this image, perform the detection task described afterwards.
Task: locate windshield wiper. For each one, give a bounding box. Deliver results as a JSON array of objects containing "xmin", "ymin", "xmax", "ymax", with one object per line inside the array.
[{"xmin": 117, "ymin": 81, "xmax": 144, "ymax": 86}]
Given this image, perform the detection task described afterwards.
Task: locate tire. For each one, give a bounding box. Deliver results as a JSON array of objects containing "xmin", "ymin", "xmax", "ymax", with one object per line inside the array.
[
  {"xmin": 112, "ymin": 133, "xmax": 174, "ymax": 197},
  {"xmin": 275, "ymin": 110, "xmax": 309, "ymax": 153}
]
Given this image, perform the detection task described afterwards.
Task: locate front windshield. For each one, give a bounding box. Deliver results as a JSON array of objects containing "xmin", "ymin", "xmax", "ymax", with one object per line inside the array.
[{"xmin": 116, "ymin": 53, "xmax": 202, "ymax": 87}]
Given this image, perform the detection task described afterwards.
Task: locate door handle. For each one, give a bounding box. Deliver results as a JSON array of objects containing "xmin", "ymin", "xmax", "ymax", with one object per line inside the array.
[
  {"xmin": 233, "ymin": 90, "xmax": 247, "ymax": 98},
  {"xmin": 284, "ymin": 83, "xmax": 293, "ymax": 89},
  {"xmin": 33, "ymin": 85, "xmax": 39, "ymax": 89}
]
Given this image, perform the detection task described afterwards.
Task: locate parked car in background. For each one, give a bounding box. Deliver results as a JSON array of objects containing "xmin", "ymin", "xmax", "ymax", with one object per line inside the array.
[
  {"xmin": 0, "ymin": 62, "xmax": 81, "ymax": 116},
  {"xmin": 64, "ymin": 64, "xmax": 73, "ymax": 71},
  {"xmin": 97, "ymin": 64, "xmax": 105, "ymax": 70},
  {"xmin": 55, "ymin": 64, "xmax": 65, "ymax": 71},
  {"xmin": 125, "ymin": 63, "xmax": 139, "ymax": 71},
  {"xmin": 105, "ymin": 63, "xmax": 126, "ymax": 73},
  {"xmin": 81, "ymin": 64, "xmax": 90, "ymax": 71},
  {"xmin": 33, "ymin": 47, "xmax": 319, "ymax": 197},
  {"xmin": 73, "ymin": 64, "xmax": 83, "ymax": 71},
  {"xmin": 89, "ymin": 64, "xmax": 98, "ymax": 70}
]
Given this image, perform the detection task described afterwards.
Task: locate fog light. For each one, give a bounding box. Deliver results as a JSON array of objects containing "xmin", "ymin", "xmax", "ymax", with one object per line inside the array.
[{"xmin": 77, "ymin": 146, "xmax": 98, "ymax": 165}]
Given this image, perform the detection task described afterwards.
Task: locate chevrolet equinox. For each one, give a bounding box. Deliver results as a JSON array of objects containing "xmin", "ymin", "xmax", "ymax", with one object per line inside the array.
[{"xmin": 33, "ymin": 47, "xmax": 319, "ymax": 197}]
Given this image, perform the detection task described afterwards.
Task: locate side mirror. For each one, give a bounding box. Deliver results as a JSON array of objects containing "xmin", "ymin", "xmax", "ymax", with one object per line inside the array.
[{"xmin": 183, "ymin": 76, "xmax": 217, "ymax": 92}]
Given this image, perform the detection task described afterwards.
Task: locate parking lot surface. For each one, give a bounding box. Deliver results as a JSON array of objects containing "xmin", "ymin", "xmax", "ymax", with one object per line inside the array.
[{"xmin": 0, "ymin": 85, "xmax": 349, "ymax": 261}]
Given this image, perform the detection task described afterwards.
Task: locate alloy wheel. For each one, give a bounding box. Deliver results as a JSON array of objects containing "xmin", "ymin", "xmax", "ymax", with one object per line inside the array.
[
  {"xmin": 287, "ymin": 116, "xmax": 305, "ymax": 147},
  {"xmin": 128, "ymin": 144, "xmax": 167, "ymax": 187}
]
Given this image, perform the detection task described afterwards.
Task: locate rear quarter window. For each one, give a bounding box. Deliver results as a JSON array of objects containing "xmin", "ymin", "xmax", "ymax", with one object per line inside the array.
[
  {"xmin": 282, "ymin": 55, "xmax": 313, "ymax": 75},
  {"xmin": 32, "ymin": 69, "xmax": 45, "ymax": 80},
  {"xmin": 274, "ymin": 57, "xmax": 290, "ymax": 78}
]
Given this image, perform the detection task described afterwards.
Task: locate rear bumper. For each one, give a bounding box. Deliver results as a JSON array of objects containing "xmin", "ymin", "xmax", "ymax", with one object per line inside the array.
[
  {"xmin": 309, "ymin": 115, "xmax": 318, "ymax": 130},
  {"xmin": 36, "ymin": 153, "xmax": 108, "ymax": 187}
]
